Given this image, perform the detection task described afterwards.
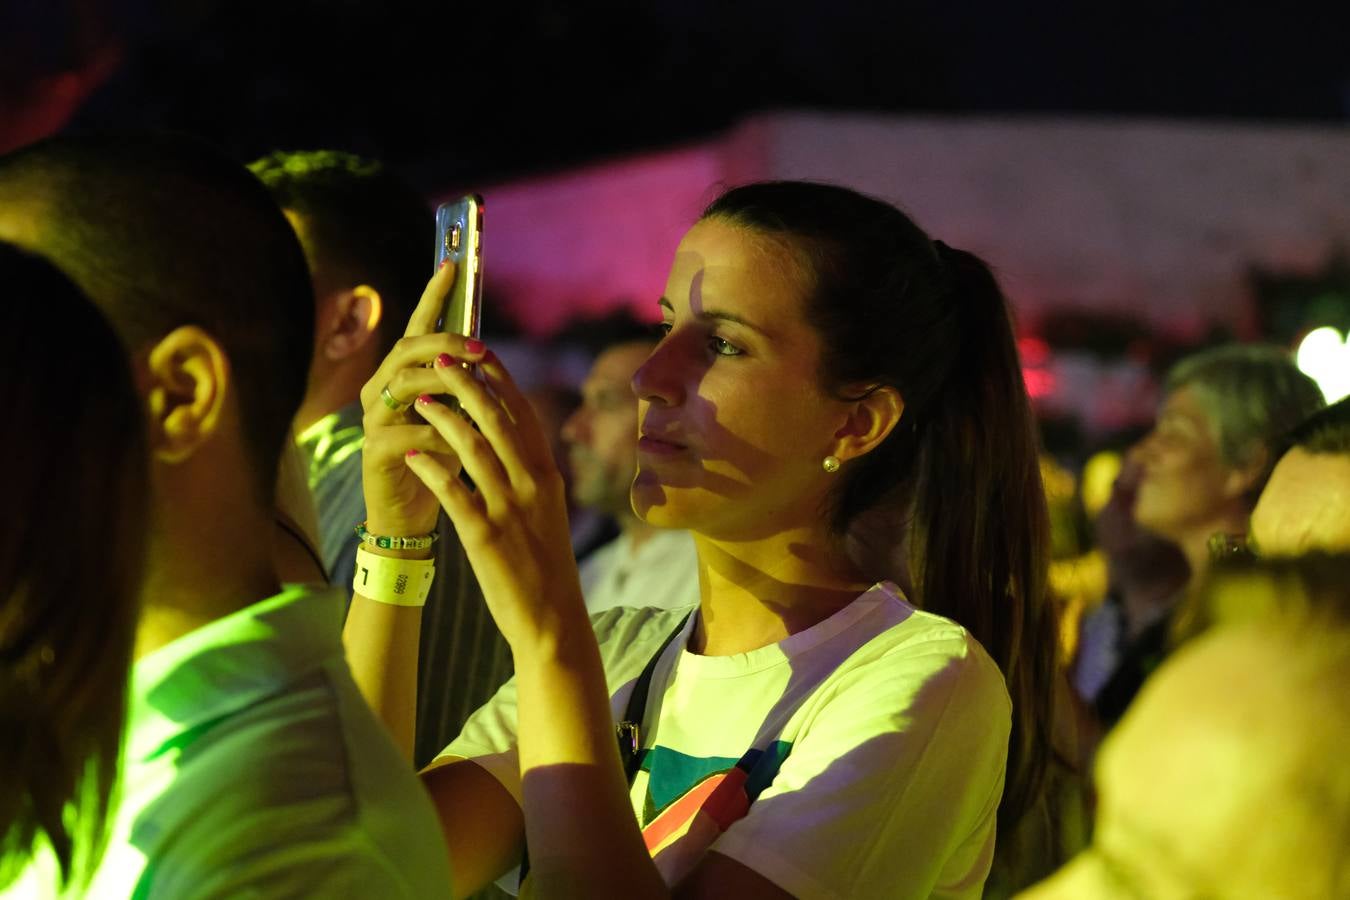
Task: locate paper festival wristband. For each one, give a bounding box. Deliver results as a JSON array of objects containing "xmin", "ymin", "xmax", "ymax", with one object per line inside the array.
[{"xmin": 353, "ymin": 546, "xmax": 435, "ymax": 607}]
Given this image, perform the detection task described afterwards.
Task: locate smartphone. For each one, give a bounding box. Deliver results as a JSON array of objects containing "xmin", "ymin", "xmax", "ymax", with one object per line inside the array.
[{"xmin": 433, "ymin": 195, "xmax": 484, "ymax": 338}]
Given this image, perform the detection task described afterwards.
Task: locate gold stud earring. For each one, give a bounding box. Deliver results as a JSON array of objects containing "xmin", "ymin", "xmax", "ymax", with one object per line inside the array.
[{"xmin": 822, "ymin": 455, "xmax": 841, "ymax": 473}]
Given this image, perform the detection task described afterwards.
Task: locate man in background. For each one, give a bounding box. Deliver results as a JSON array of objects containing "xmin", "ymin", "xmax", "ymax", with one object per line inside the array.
[
  {"xmin": 249, "ymin": 150, "xmax": 429, "ymax": 585},
  {"xmin": 0, "ymin": 134, "xmax": 449, "ymax": 896},
  {"xmin": 251, "ymin": 150, "xmax": 510, "ymax": 766},
  {"xmin": 561, "ymin": 321, "xmax": 700, "ymax": 614}
]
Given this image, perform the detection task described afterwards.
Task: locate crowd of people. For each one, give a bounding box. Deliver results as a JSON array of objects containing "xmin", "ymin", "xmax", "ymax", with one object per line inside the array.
[{"xmin": 1, "ymin": 134, "xmax": 1347, "ymax": 899}]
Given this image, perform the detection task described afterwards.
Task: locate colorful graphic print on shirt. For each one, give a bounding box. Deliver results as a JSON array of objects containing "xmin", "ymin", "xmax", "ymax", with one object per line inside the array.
[{"xmin": 635, "ymin": 741, "xmax": 791, "ymax": 881}]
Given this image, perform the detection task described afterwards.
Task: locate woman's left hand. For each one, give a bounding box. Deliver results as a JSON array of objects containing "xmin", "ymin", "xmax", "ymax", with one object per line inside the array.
[{"xmin": 405, "ymin": 349, "xmax": 588, "ymax": 648}]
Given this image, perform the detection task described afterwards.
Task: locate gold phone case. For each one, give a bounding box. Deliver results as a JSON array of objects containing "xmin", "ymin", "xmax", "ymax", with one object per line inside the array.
[{"xmin": 433, "ymin": 195, "xmax": 483, "ymax": 338}]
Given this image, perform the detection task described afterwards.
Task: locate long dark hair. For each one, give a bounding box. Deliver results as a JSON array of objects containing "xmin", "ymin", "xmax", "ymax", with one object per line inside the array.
[
  {"xmin": 0, "ymin": 243, "xmax": 148, "ymax": 890},
  {"xmin": 702, "ymin": 182, "xmax": 1056, "ymax": 841}
]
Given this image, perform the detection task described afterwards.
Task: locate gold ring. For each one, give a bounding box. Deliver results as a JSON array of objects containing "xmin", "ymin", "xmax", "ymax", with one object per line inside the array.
[{"xmin": 380, "ymin": 384, "xmax": 410, "ymax": 412}]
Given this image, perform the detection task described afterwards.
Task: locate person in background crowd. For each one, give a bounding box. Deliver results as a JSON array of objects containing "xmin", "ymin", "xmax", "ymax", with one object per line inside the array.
[
  {"xmin": 1249, "ymin": 396, "xmax": 1350, "ymax": 557},
  {"xmin": 350, "ymin": 180, "xmax": 1060, "ymax": 898},
  {"xmin": 561, "ymin": 323, "xmax": 701, "ymax": 614},
  {"xmin": 1093, "ymin": 343, "xmax": 1324, "ymax": 725},
  {"xmin": 1040, "ymin": 451, "xmax": 1101, "ymax": 664},
  {"xmin": 1166, "ymin": 398, "xmax": 1350, "ymax": 645},
  {"xmin": 0, "ymin": 134, "xmax": 451, "ymax": 897},
  {"xmin": 522, "ymin": 382, "xmax": 581, "ymax": 489},
  {"xmin": 249, "ymin": 149, "xmax": 431, "ymax": 585},
  {"xmin": 1071, "ymin": 456, "xmax": 1189, "ymax": 705},
  {"xmin": 1132, "ymin": 343, "xmax": 1324, "ymax": 577},
  {"xmin": 0, "ymin": 243, "xmax": 147, "ymax": 894},
  {"xmin": 251, "ymin": 149, "xmax": 510, "ymax": 767},
  {"xmin": 1019, "ymin": 554, "xmax": 1350, "ymax": 900},
  {"xmin": 519, "ymin": 379, "xmax": 597, "ymax": 551}
]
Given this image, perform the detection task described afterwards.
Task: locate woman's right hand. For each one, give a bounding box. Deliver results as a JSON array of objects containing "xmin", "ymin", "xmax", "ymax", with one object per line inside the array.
[{"xmin": 359, "ymin": 260, "xmax": 491, "ymax": 538}]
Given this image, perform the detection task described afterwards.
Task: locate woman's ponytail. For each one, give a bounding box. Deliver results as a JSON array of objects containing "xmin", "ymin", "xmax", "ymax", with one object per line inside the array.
[{"xmin": 918, "ymin": 242, "xmax": 1056, "ymax": 837}]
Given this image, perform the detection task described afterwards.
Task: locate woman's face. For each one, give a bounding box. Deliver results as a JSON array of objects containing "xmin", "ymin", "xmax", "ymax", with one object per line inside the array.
[
  {"xmin": 1132, "ymin": 386, "xmax": 1236, "ymax": 541},
  {"xmin": 630, "ymin": 218, "xmax": 853, "ymax": 541}
]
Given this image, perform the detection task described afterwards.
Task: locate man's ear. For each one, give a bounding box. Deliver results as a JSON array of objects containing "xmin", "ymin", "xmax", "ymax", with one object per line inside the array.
[
  {"xmin": 831, "ymin": 386, "xmax": 904, "ymax": 462},
  {"xmin": 144, "ymin": 326, "xmax": 231, "ymax": 464},
  {"xmin": 321, "ymin": 285, "xmax": 383, "ymax": 362}
]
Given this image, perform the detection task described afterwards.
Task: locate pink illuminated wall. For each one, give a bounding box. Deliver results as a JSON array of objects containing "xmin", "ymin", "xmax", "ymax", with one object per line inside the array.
[
  {"xmin": 436, "ymin": 113, "xmax": 1350, "ymax": 345},
  {"xmin": 437, "ymin": 144, "xmax": 727, "ymax": 337},
  {"xmin": 730, "ymin": 114, "xmax": 1350, "ymax": 338}
]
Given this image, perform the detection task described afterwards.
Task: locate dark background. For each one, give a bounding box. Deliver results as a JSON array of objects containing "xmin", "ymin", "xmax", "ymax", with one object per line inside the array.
[{"xmin": 4, "ymin": 1, "xmax": 1349, "ymax": 189}]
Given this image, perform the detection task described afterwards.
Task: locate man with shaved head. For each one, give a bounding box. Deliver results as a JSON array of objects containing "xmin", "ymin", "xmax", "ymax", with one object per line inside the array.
[{"xmin": 0, "ymin": 135, "xmax": 450, "ymax": 897}]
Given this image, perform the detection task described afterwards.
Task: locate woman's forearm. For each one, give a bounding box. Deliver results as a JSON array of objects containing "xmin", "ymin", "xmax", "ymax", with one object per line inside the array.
[
  {"xmin": 514, "ymin": 625, "xmax": 669, "ymax": 900},
  {"xmin": 343, "ymin": 594, "xmax": 423, "ymax": 761}
]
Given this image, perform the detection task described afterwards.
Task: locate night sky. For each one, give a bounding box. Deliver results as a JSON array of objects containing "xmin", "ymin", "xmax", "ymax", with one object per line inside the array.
[{"xmin": 6, "ymin": 1, "xmax": 1349, "ymax": 189}]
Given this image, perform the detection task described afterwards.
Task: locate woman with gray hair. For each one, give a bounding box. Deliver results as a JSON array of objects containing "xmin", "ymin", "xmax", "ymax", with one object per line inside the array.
[
  {"xmin": 1090, "ymin": 344, "xmax": 1323, "ymax": 726},
  {"xmin": 1133, "ymin": 343, "xmax": 1325, "ymax": 578}
]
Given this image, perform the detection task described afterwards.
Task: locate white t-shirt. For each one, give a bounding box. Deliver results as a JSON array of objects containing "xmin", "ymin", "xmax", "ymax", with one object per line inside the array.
[
  {"xmin": 578, "ymin": 527, "xmax": 702, "ymax": 615},
  {"xmin": 10, "ymin": 585, "xmax": 451, "ymax": 899},
  {"xmin": 441, "ymin": 583, "xmax": 1011, "ymax": 899}
]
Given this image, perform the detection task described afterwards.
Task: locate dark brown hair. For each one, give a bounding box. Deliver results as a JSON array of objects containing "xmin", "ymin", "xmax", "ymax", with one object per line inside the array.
[
  {"xmin": 1282, "ymin": 395, "xmax": 1350, "ymax": 457},
  {"xmin": 249, "ymin": 149, "xmax": 432, "ymax": 358},
  {"xmin": 0, "ymin": 133, "xmax": 314, "ymax": 502},
  {"xmin": 702, "ymin": 182, "xmax": 1057, "ymax": 842},
  {"xmin": 0, "ymin": 243, "xmax": 147, "ymax": 890}
]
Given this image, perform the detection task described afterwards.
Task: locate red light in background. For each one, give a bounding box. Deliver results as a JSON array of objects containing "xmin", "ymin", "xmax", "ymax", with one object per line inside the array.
[
  {"xmin": 1018, "ymin": 336, "xmax": 1050, "ymax": 366},
  {"xmin": 1023, "ymin": 366, "xmax": 1057, "ymax": 399}
]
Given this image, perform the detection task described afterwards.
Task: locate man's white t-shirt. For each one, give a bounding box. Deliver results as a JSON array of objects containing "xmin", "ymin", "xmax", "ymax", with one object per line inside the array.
[
  {"xmin": 442, "ymin": 582, "xmax": 1011, "ymax": 899},
  {"xmin": 578, "ymin": 527, "xmax": 701, "ymax": 615},
  {"xmin": 10, "ymin": 585, "xmax": 451, "ymax": 899}
]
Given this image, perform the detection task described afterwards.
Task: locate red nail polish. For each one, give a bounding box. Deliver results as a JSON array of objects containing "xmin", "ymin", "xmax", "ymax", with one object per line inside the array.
[
  {"xmin": 417, "ymin": 394, "xmax": 434, "ymax": 405},
  {"xmin": 406, "ymin": 448, "xmax": 420, "ymax": 458},
  {"xmin": 464, "ymin": 338, "xmax": 485, "ymax": 354},
  {"xmin": 435, "ymin": 353, "xmax": 455, "ymax": 367}
]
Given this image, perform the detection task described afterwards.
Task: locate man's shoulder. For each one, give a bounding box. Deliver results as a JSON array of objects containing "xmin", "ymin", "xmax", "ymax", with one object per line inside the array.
[
  {"xmin": 124, "ymin": 663, "xmax": 448, "ymax": 896},
  {"xmin": 304, "ymin": 403, "xmax": 367, "ymax": 492},
  {"xmin": 144, "ymin": 667, "xmax": 356, "ymax": 819}
]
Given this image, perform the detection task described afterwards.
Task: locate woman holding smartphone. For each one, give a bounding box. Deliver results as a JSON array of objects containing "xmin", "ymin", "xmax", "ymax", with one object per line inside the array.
[{"xmin": 347, "ymin": 182, "xmax": 1056, "ymax": 898}]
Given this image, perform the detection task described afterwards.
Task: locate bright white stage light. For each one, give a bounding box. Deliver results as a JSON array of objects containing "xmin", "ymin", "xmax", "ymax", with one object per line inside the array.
[{"xmin": 1296, "ymin": 326, "xmax": 1350, "ymax": 403}]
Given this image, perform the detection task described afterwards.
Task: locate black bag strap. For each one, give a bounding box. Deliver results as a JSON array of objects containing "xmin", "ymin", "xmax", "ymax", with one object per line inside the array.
[
  {"xmin": 518, "ymin": 610, "xmax": 692, "ymax": 885},
  {"xmin": 616, "ymin": 611, "xmax": 693, "ymax": 783}
]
